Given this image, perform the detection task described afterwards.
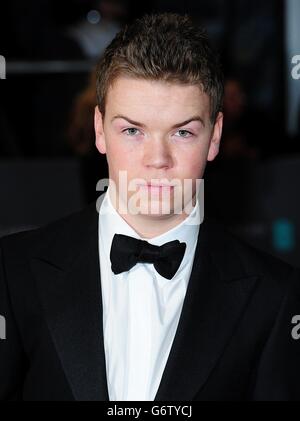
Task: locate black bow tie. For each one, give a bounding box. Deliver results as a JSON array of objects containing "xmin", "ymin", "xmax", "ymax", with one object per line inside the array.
[{"xmin": 110, "ymin": 234, "xmax": 186, "ymax": 280}]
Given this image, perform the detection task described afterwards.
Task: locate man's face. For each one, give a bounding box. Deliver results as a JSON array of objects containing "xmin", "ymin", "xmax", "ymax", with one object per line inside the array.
[{"xmin": 95, "ymin": 76, "xmax": 223, "ymax": 218}]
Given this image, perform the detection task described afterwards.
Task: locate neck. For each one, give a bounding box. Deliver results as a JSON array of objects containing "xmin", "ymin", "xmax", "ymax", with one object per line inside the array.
[
  {"xmin": 108, "ymin": 190, "xmax": 197, "ymax": 239},
  {"xmin": 120, "ymin": 211, "xmax": 189, "ymax": 239}
]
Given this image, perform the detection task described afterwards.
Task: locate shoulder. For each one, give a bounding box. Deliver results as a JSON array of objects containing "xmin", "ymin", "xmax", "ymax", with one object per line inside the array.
[
  {"xmin": 202, "ymin": 217, "xmax": 300, "ymax": 297},
  {"xmin": 0, "ymin": 202, "xmax": 98, "ymax": 263}
]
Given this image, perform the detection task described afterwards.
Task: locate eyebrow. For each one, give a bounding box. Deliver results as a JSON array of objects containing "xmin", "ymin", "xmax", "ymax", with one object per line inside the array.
[{"xmin": 111, "ymin": 115, "xmax": 205, "ymax": 128}]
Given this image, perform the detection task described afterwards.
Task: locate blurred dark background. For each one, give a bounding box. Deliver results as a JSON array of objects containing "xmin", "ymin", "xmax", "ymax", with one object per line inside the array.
[{"xmin": 0, "ymin": 0, "xmax": 299, "ymax": 268}]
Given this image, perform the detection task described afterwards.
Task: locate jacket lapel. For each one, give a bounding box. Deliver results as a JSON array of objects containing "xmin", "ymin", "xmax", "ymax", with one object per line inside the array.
[
  {"xmin": 154, "ymin": 219, "xmax": 259, "ymax": 401},
  {"xmin": 31, "ymin": 204, "xmax": 109, "ymax": 401},
  {"xmin": 31, "ymin": 202, "xmax": 259, "ymax": 401}
]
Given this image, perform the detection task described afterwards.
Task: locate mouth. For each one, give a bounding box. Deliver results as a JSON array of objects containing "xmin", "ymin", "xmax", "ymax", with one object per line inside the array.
[{"xmin": 137, "ymin": 183, "xmax": 175, "ymax": 193}]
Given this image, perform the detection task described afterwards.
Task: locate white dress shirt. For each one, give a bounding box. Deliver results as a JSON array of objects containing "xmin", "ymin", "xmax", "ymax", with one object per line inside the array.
[{"xmin": 98, "ymin": 188, "xmax": 200, "ymax": 401}]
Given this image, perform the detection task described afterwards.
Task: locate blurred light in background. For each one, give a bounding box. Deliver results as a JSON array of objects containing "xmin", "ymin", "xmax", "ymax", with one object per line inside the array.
[{"xmin": 87, "ymin": 10, "xmax": 101, "ymax": 25}]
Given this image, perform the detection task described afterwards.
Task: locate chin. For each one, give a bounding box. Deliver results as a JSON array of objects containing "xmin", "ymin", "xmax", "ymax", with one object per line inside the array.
[{"xmin": 137, "ymin": 199, "xmax": 181, "ymax": 217}]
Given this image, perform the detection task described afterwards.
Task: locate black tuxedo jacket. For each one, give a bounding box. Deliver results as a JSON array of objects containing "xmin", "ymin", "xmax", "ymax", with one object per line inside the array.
[{"xmin": 0, "ymin": 202, "xmax": 300, "ymax": 401}]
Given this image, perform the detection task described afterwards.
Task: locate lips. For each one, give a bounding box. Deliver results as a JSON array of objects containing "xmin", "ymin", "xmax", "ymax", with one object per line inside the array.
[
  {"xmin": 137, "ymin": 184, "xmax": 175, "ymax": 197},
  {"xmin": 138, "ymin": 183, "xmax": 174, "ymax": 188},
  {"xmin": 148, "ymin": 184, "xmax": 172, "ymax": 188},
  {"xmin": 139, "ymin": 183, "xmax": 174, "ymax": 188}
]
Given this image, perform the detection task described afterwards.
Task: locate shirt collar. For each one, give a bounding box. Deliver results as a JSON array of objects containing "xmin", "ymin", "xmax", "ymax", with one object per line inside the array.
[{"xmin": 98, "ymin": 186, "xmax": 201, "ymax": 276}]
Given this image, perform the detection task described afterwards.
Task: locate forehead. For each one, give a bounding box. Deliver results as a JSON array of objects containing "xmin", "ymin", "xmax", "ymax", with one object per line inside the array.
[{"xmin": 105, "ymin": 76, "xmax": 211, "ymax": 121}]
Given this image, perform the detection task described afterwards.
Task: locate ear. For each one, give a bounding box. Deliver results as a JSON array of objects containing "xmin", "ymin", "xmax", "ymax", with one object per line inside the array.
[
  {"xmin": 94, "ymin": 105, "xmax": 107, "ymax": 154},
  {"xmin": 207, "ymin": 112, "xmax": 223, "ymax": 162}
]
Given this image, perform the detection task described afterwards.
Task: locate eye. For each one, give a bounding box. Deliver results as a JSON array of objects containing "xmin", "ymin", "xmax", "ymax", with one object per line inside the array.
[
  {"xmin": 123, "ymin": 128, "xmax": 141, "ymax": 136},
  {"xmin": 175, "ymin": 129, "xmax": 194, "ymax": 138}
]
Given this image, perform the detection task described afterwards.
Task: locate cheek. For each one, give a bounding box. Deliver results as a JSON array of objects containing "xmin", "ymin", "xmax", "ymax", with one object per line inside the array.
[
  {"xmin": 177, "ymin": 149, "xmax": 206, "ymax": 179},
  {"xmin": 107, "ymin": 140, "xmax": 140, "ymax": 176},
  {"xmin": 107, "ymin": 137, "xmax": 128, "ymax": 162}
]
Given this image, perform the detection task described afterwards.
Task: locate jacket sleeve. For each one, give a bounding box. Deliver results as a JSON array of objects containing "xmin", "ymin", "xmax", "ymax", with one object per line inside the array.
[
  {"xmin": 0, "ymin": 244, "xmax": 26, "ymax": 400},
  {"xmin": 250, "ymin": 267, "xmax": 300, "ymax": 401}
]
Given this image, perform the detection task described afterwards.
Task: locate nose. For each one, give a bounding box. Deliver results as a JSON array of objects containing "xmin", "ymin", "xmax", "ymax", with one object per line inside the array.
[{"xmin": 142, "ymin": 137, "xmax": 173, "ymax": 170}]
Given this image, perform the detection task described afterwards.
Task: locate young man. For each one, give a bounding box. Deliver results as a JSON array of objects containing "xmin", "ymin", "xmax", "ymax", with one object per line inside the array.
[{"xmin": 0, "ymin": 13, "xmax": 300, "ymax": 401}]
